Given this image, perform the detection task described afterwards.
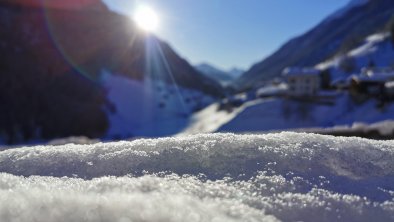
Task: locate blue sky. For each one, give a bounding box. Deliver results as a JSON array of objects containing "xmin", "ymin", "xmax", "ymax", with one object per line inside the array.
[{"xmin": 103, "ymin": 0, "xmax": 350, "ymax": 70}]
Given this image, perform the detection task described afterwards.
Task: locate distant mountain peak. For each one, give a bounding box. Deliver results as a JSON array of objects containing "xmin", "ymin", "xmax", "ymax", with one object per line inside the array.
[
  {"xmin": 228, "ymin": 67, "xmax": 244, "ymax": 78},
  {"xmin": 195, "ymin": 63, "xmax": 244, "ymax": 86}
]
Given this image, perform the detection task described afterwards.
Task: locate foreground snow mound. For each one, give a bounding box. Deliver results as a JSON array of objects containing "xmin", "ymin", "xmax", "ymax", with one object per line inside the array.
[
  {"xmin": 0, "ymin": 174, "xmax": 277, "ymax": 222},
  {"xmin": 1, "ymin": 133, "xmax": 394, "ymax": 221}
]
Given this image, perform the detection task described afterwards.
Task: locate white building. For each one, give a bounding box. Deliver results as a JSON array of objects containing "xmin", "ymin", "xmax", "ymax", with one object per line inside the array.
[{"xmin": 283, "ymin": 67, "xmax": 321, "ymax": 96}]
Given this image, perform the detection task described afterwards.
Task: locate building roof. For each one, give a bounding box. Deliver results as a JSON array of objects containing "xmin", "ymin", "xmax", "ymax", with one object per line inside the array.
[
  {"xmin": 352, "ymin": 72, "xmax": 394, "ymax": 83},
  {"xmin": 282, "ymin": 67, "xmax": 320, "ymax": 77}
]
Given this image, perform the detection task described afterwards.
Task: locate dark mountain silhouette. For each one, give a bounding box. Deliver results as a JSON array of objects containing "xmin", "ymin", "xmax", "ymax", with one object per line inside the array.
[{"xmin": 1, "ymin": 0, "xmax": 106, "ymax": 9}]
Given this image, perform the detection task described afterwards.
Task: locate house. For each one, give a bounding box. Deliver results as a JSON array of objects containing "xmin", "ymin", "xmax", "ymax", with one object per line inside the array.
[
  {"xmin": 282, "ymin": 67, "xmax": 321, "ymax": 96},
  {"xmin": 331, "ymin": 78, "xmax": 350, "ymax": 90},
  {"xmin": 350, "ymin": 67, "xmax": 394, "ymax": 100}
]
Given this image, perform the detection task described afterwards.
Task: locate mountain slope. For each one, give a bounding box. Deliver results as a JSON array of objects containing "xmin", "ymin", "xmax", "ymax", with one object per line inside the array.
[
  {"xmin": 236, "ymin": 0, "xmax": 394, "ymax": 90},
  {"xmin": 317, "ymin": 32, "xmax": 394, "ymax": 81},
  {"xmin": 0, "ymin": 0, "xmax": 111, "ymax": 144}
]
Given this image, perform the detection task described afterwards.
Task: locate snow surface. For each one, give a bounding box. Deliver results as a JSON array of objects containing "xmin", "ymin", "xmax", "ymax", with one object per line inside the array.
[
  {"xmin": 1, "ymin": 133, "xmax": 394, "ymax": 221},
  {"xmin": 179, "ymin": 102, "xmax": 246, "ymax": 135},
  {"xmin": 216, "ymin": 95, "xmax": 351, "ymax": 133}
]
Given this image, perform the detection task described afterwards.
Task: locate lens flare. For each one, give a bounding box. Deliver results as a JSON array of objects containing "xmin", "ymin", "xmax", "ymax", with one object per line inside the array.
[{"xmin": 134, "ymin": 6, "xmax": 159, "ymax": 32}]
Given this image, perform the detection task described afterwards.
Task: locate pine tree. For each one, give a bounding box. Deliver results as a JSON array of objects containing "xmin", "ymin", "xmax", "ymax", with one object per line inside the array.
[
  {"xmin": 368, "ymin": 59, "xmax": 376, "ymax": 69},
  {"xmin": 339, "ymin": 56, "xmax": 356, "ymax": 73},
  {"xmin": 391, "ymin": 22, "xmax": 394, "ymax": 46},
  {"xmin": 320, "ymin": 69, "xmax": 331, "ymax": 89}
]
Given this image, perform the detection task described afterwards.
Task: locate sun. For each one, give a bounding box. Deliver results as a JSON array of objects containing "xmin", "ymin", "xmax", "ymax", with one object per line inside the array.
[{"xmin": 133, "ymin": 6, "xmax": 159, "ymax": 32}]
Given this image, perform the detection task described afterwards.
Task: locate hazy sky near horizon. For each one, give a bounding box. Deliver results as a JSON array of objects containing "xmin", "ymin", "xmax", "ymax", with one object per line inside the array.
[{"xmin": 103, "ymin": 0, "xmax": 349, "ymax": 70}]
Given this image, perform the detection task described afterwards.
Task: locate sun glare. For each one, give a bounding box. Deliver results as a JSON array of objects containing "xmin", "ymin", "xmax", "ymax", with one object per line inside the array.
[{"xmin": 134, "ymin": 6, "xmax": 159, "ymax": 32}]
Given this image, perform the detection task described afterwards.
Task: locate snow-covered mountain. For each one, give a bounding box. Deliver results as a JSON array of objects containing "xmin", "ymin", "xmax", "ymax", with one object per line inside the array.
[
  {"xmin": 195, "ymin": 63, "xmax": 244, "ymax": 86},
  {"xmin": 0, "ymin": 0, "xmax": 222, "ymax": 144},
  {"xmin": 227, "ymin": 67, "xmax": 245, "ymax": 78},
  {"xmin": 317, "ymin": 32, "xmax": 394, "ymax": 81},
  {"xmin": 235, "ymin": 0, "xmax": 394, "ymax": 90}
]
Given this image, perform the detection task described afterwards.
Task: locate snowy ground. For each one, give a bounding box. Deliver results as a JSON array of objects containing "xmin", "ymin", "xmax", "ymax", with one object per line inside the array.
[
  {"xmin": 179, "ymin": 100, "xmax": 261, "ymax": 135},
  {"xmin": 101, "ymin": 71, "xmax": 214, "ymax": 138},
  {"xmin": 294, "ymin": 120, "xmax": 394, "ymax": 137},
  {"xmin": 0, "ymin": 133, "xmax": 394, "ymax": 221},
  {"xmin": 181, "ymin": 92, "xmax": 394, "ymax": 136}
]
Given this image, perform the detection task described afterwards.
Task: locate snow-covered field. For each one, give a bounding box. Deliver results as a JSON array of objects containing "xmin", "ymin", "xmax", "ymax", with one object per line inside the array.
[{"xmin": 1, "ymin": 133, "xmax": 394, "ymax": 221}]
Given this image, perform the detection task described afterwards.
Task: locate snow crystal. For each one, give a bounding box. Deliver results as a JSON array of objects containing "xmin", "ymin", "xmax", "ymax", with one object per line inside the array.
[{"xmin": 0, "ymin": 133, "xmax": 394, "ymax": 221}]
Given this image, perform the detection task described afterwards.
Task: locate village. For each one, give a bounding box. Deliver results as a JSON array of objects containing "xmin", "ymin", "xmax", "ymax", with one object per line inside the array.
[{"xmin": 221, "ymin": 66, "xmax": 394, "ymax": 110}]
